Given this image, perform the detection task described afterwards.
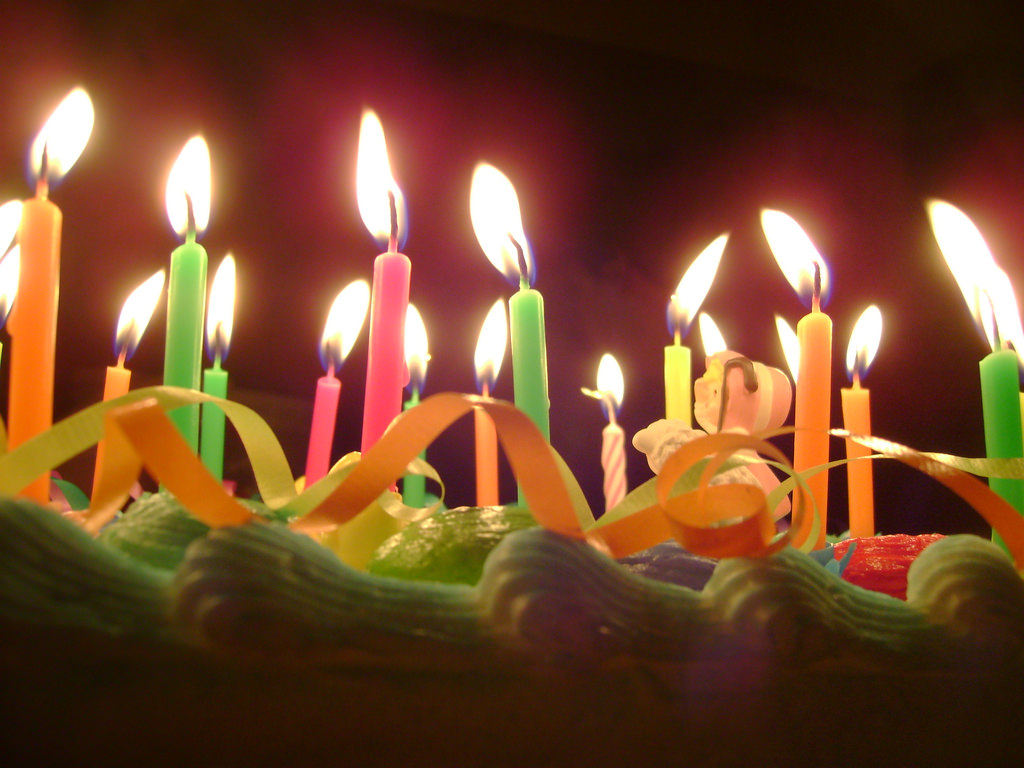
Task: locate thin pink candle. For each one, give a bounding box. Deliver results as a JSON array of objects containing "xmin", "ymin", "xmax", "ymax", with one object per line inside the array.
[
  {"xmin": 305, "ymin": 279, "xmax": 369, "ymax": 486},
  {"xmin": 356, "ymin": 110, "xmax": 411, "ymax": 453},
  {"xmin": 474, "ymin": 299, "xmax": 508, "ymax": 506},
  {"xmin": 583, "ymin": 353, "xmax": 627, "ymax": 512}
]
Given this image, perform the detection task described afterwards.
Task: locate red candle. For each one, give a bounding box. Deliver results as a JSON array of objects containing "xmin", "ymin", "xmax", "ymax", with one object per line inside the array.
[
  {"xmin": 356, "ymin": 110, "xmax": 411, "ymax": 453},
  {"xmin": 7, "ymin": 89, "xmax": 93, "ymax": 503},
  {"xmin": 305, "ymin": 279, "xmax": 369, "ymax": 486}
]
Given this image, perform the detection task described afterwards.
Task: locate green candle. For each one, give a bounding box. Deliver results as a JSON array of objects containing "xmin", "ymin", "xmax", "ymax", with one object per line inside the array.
[
  {"xmin": 980, "ymin": 348, "xmax": 1024, "ymax": 548},
  {"xmin": 401, "ymin": 389, "xmax": 426, "ymax": 507},
  {"xmin": 164, "ymin": 235, "xmax": 208, "ymax": 449},
  {"xmin": 163, "ymin": 136, "xmax": 211, "ymax": 452},
  {"xmin": 200, "ymin": 359, "xmax": 228, "ymax": 480},
  {"xmin": 509, "ymin": 279, "xmax": 549, "ymax": 440}
]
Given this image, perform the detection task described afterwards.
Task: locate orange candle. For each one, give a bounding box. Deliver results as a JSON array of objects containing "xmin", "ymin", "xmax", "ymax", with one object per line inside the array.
[
  {"xmin": 473, "ymin": 300, "xmax": 507, "ymax": 507},
  {"xmin": 841, "ymin": 306, "xmax": 882, "ymax": 538},
  {"xmin": 93, "ymin": 270, "xmax": 166, "ymax": 493},
  {"xmin": 763, "ymin": 209, "xmax": 832, "ymax": 547},
  {"xmin": 7, "ymin": 89, "xmax": 93, "ymax": 503}
]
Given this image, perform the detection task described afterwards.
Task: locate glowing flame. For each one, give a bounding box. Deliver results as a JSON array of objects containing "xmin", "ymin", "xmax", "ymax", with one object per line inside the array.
[
  {"xmin": 320, "ymin": 279, "xmax": 370, "ymax": 372},
  {"xmin": 927, "ymin": 199, "xmax": 1024, "ymax": 355},
  {"xmin": 356, "ymin": 110, "xmax": 407, "ymax": 250},
  {"xmin": 206, "ymin": 255, "xmax": 236, "ymax": 362},
  {"xmin": 666, "ymin": 233, "xmax": 727, "ymax": 340},
  {"xmin": 583, "ymin": 353, "xmax": 624, "ymax": 417},
  {"xmin": 165, "ymin": 135, "xmax": 211, "ymax": 238},
  {"xmin": 114, "ymin": 270, "xmax": 165, "ymax": 362},
  {"xmin": 845, "ymin": 305, "xmax": 882, "ymax": 383},
  {"xmin": 762, "ymin": 209, "xmax": 831, "ymax": 309},
  {"xmin": 404, "ymin": 303, "xmax": 429, "ymax": 392},
  {"xmin": 698, "ymin": 312, "xmax": 728, "ymax": 357},
  {"xmin": 474, "ymin": 299, "xmax": 508, "ymax": 392},
  {"xmin": 470, "ymin": 163, "xmax": 534, "ymax": 288},
  {"xmin": 29, "ymin": 87, "xmax": 94, "ymax": 186},
  {"xmin": 0, "ymin": 246, "xmax": 20, "ymax": 327},
  {"xmin": 0, "ymin": 200, "xmax": 22, "ymax": 255},
  {"xmin": 775, "ymin": 314, "xmax": 800, "ymax": 383}
]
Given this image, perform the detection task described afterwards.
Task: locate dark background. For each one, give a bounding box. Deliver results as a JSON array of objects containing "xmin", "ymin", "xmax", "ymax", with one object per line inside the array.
[{"xmin": 3, "ymin": 0, "xmax": 1024, "ymax": 535}]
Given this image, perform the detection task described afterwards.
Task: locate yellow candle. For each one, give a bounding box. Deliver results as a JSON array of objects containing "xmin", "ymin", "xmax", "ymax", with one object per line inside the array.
[
  {"xmin": 664, "ymin": 234, "xmax": 727, "ymax": 424},
  {"xmin": 7, "ymin": 89, "xmax": 94, "ymax": 503},
  {"xmin": 763, "ymin": 209, "xmax": 832, "ymax": 548},
  {"xmin": 841, "ymin": 305, "xmax": 882, "ymax": 538}
]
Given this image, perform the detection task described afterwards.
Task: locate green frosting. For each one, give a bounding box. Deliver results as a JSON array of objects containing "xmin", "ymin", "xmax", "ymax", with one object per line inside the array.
[{"xmin": 367, "ymin": 505, "xmax": 537, "ymax": 584}]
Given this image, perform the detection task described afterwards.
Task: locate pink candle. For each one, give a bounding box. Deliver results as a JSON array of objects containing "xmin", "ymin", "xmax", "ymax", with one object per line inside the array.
[
  {"xmin": 356, "ymin": 110, "xmax": 411, "ymax": 453},
  {"xmin": 583, "ymin": 353, "xmax": 627, "ymax": 511},
  {"xmin": 305, "ymin": 279, "xmax": 369, "ymax": 486}
]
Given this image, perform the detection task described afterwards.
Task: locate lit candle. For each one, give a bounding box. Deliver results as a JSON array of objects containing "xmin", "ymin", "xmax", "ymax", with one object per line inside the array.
[
  {"xmin": 163, "ymin": 136, "xmax": 212, "ymax": 451},
  {"xmin": 357, "ymin": 110, "xmax": 411, "ymax": 454},
  {"xmin": 929, "ymin": 200, "xmax": 1024, "ymax": 544},
  {"xmin": 763, "ymin": 209, "xmax": 833, "ymax": 548},
  {"xmin": 7, "ymin": 88, "xmax": 93, "ymax": 503},
  {"xmin": 841, "ymin": 305, "xmax": 882, "ymax": 538},
  {"xmin": 470, "ymin": 163, "xmax": 549, "ymax": 444},
  {"xmin": 697, "ymin": 311, "xmax": 728, "ymax": 358},
  {"xmin": 582, "ymin": 353, "xmax": 627, "ymax": 511},
  {"xmin": 0, "ymin": 201, "xmax": 22, "ymax": 368},
  {"xmin": 93, "ymin": 270, "xmax": 165, "ymax": 491},
  {"xmin": 401, "ymin": 303, "xmax": 429, "ymax": 507},
  {"xmin": 473, "ymin": 299, "xmax": 508, "ymax": 506},
  {"xmin": 199, "ymin": 254, "xmax": 236, "ymax": 481},
  {"xmin": 665, "ymin": 235, "xmax": 727, "ymax": 425},
  {"xmin": 305, "ymin": 279, "xmax": 370, "ymax": 486}
]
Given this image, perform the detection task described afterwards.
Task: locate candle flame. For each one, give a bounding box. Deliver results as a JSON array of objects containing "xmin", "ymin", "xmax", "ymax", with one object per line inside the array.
[
  {"xmin": 356, "ymin": 110, "xmax": 408, "ymax": 250},
  {"xmin": 29, "ymin": 87, "xmax": 94, "ymax": 187},
  {"xmin": 320, "ymin": 279, "xmax": 370, "ymax": 372},
  {"xmin": 666, "ymin": 233, "xmax": 727, "ymax": 340},
  {"xmin": 698, "ymin": 312, "xmax": 728, "ymax": 357},
  {"xmin": 165, "ymin": 135, "xmax": 212, "ymax": 239},
  {"xmin": 583, "ymin": 353, "xmax": 624, "ymax": 418},
  {"xmin": 0, "ymin": 245, "xmax": 20, "ymax": 327},
  {"xmin": 114, "ymin": 269, "xmax": 165, "ymax": 362},
  {"xmin": 775, "ymin": 314, "xmax": 801, "ymax": 383},
  {"xmin": 845, "ymin": 305, "xmax": 882, "ymax": 383},
  {"xmin": 474, "ymin": 299, "xmax": 508, "ymax": 392},
  {"xmin": 927, "ymin": 199, "xmax": 1024, "ymax": 356},
  {"xmin": 0, "ymin": 200, "xmax": 22, "ymax": 255},
  {"xmin": 762, "ymin": 209, "xmax": 831, "ymax": 309},
  {"xmin": 404, "ymin": 303, "xmax": 429, "ymax": 392},
  {"xmin": 206, "ymin": 254, "xmax": 236, "ymax": 362},
  {"xmin": 470, "ymin": 163, "xmax": 535, "ymax": 288}
]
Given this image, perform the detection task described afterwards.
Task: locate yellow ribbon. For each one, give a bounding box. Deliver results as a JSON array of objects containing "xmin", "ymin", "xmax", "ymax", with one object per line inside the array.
[{"xmin": 5, "ymin": 388, "xmax": 1024, "ymax": 572}]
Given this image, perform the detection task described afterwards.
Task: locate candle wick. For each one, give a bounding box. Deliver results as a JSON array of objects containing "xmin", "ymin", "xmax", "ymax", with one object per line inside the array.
[
  {"xmin": 185, "ymin": 192, "xmax": 197, "ymax": 242},
  {"xmin": 387, "ymin": 190, "xmax": 398, "ymax": 253},
  {"xmin": 812, "ymin": 261, "xmax": 822, "ymax": 312},
  {"xmin": 508, "ymin": 234, "xmax": 529, "ymax": 290},
  {"xmin": 36, "ymin": 143, "xmax": 50, "ymax": 199},
  {"xmin": 481, "ymin": 380, "xmax": 490, "ymax": 399},
  {"xmin": 116, "ymin": 347, "xmax": 128, "ymax": 369},
  {"xmin": 607, "ymin": 399, "xmax": 618, "ymax": 426},
  {"xmin": 674, "ymin": 328, "xmax": 682, "ymax": 346},
  {"xmin": 852, "ymin": 369, "xmax": 862, "ymax": 388},
  {"xmin": 716, "ymin": 357, "xmax": 758, "ymax": 433}
]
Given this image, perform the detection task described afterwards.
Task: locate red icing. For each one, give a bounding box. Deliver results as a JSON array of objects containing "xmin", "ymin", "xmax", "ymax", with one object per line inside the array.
[{"xmin": 832, "ymin": 534, "xmax": 945, "ymax": 600}]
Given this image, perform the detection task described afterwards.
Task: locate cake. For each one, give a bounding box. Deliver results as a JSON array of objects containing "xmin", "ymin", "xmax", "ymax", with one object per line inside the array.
[{"xmin": 3, "ymin": 386, "xmax": 1024, "ymax": 765}]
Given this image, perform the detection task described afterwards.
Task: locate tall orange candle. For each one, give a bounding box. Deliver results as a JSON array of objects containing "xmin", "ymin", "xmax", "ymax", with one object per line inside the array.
[
  {"xmin": 841, "ymin": 305, "xmax": 882, "ymax": 538},
  {"xmin": 92, "ymin": 270, "xmax": 166, "ymax": 493},
  {"xmin": 474, "ymin": 299, "xmax": 507, "ymax": 506},
  {"xmin": 7, "ymin": 89, "xmax": 93, "ymax": 503},
  {"xmin": 763, "ymin": 209, "xmax": 832, "ymax": 547}
]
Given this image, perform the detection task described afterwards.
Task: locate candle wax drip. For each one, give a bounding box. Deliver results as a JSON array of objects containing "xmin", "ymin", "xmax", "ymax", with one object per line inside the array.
[{"xmin": 387, "ymin": 190, "xmax": 398, "ymax": 253}]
